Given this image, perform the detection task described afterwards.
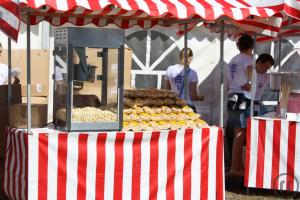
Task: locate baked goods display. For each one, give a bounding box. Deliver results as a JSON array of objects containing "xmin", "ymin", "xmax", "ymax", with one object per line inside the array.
[
  {"xmin": 123, "ymin": 89, "xmax": 208, "ymax": 131},
  {"xmin": 123, "ymin": 105, "xmax": 208, "ymax": 131},
  {"xmin": 124, "ymin": 88, "xmax": 187, "ymax": 107},
  {"xmin": 55, "ymin": 89, "xmax": 209, "ymax": 130}
]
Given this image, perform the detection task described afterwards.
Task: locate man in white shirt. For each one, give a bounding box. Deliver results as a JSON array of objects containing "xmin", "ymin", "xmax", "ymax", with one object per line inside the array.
[
  {"xmin": 228, "ymin": 48, "xmax": 274, "ymax": 176},
  {"xmin": 165, "ymin": 48, "xmax": 203, "ymax": 112},
  {"xmin": 241, "ymin": 53, "xmax": 274, "ymax": 121}
]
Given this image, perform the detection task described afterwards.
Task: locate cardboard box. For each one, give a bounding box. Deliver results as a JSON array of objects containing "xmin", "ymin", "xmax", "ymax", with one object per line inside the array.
[
  {"xmin": 10, "ymin": 103, "xmax": 48, "ymax": 129},
  {"xmin": 21, "ymin": 84, "xmax": 49, "ymax": 97},
  {"xmin": 0, "ymin": 50, "xmax": 49, "ymax": 97},
  {"xmin": 22, "ymin": 96, "xmax": 48, "ymax": 104},
  {"xmin": 72, "ymin": 48, "xmax": 132, "ymax": 103}
]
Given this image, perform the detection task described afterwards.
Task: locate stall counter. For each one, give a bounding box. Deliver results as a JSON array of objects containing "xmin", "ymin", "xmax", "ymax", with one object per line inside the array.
[
  {"xmin": 245, "ymin": 116, "xmax": 300, "ymax": 192},
  {"xmin": 3, "ymin": 127, "xmax": 225, "ymax": 200}
]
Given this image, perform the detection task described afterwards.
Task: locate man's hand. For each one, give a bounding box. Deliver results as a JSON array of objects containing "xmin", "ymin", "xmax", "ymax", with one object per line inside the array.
[
  {"xmin": 241, "ymin": 83, "xmax": 251, "ymax": 91},
  {"xmin": 13, "ymin": 77, "xmax": 20, "ymax": 84}
]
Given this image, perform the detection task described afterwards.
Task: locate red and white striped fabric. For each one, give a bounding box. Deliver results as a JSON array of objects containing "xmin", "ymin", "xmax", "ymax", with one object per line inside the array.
[
  {"xmin": 234, "ymin": 1, "xmax": 300, "ymax": 42},
  {"xmin": 1, "ymin": 0, "xmax": 300, "ymax": 42},
  {"xmin": 0, "ymin": 0, "xmax": 19, "ymax": 41},
  {"xmin": 256, "ymin": 16, "xmax": 300, "ymax": 43},
  {"xmin": 3, "ymin": 127, "xmax": 224, "ymax": 200},
  {"xmin": 265, "ymin": 0, "xmax": 300, "ymax": 20},
  {"xmin": 16, "ymin": 0, "xmax": 281, "ymax": 32},
  {"xmin": 177, "ymin": 0, "xmax": 284, "ymax": 38},
  {"xmin": 245, "ymin": 117, "xmax": 300, "ymax": 192},
  {"xmin": 188, "ymin": 1, "xmax": 300, "ymax": 42}
]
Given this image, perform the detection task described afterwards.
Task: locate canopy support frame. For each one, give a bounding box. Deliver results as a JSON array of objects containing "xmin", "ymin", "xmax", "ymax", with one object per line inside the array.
[
  {"xmin": 278, "ymin": 37, "xmax": 282, "ymax": 69},
  {"xmin": 183, "ymin": 23, "xmax": 188, "ymax": 101},
  {"xmin": 27, "ymin": 13, "xmax": 31, "ymax": 133},
  {"xmin": 250, "ymin": 34, "xmax": 257, "ymax": 117},
  {"xmin": 7, "ymin": 38, "xmax": 11, "ymax": 126},
  {"xmin": 219, "ymin": 20, "xmax": 225, "ymax": 127}
]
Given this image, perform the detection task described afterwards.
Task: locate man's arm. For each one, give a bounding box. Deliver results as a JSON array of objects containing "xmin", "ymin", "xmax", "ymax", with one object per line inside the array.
[
  {"xmin": 246, "ymin": 65, "xmax": 253, "ymax": 81},
  {"xmin": 241, "ymin": 65, "xmax": 253, "ymax": 92}
]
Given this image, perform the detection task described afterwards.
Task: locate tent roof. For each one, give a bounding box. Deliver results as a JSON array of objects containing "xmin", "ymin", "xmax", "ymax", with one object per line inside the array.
[{"xmin": 1, "ymin": 0, "xmax": 300, "ymax": 41}]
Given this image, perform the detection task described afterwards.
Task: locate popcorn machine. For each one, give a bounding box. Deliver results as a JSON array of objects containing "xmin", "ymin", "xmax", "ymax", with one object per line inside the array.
[{"xmin": 53, "ymin": 28, "xmax": 125, "ymax": 131}]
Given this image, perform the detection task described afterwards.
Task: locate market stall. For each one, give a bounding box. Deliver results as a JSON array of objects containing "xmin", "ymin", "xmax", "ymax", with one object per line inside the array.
[
  {"xmin": 0, "ymin": 1, "xmax": 293, "ymax": 200},
  {"xmin": 245, "ymin": 71, "xmax": 300, "ymax": 192},
  {"xmin": 0, "ymin": 1, "xmax": 226, "ymax": 200},
  {"xmin": 244, "ymin": 1, "xmax": 300, "ymax": 192},
  {"xmin": 245, "ymin": 117, "xmax": 300, "ymax": 192},
  {"xmin": 4, "ymin": 127, "xmax": 224, "ymax": 199}
]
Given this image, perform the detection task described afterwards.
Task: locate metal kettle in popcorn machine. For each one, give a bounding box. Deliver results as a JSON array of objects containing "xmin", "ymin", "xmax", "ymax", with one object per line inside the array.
[{"xmin": 53, "ymin": 28, "xmax": 125, "ymax": 131}]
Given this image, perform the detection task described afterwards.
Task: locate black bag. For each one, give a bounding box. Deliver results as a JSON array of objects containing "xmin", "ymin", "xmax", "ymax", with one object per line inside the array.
[{"xmin": 227, "ymin": 93, "xmax": 251, "ymax": 111}]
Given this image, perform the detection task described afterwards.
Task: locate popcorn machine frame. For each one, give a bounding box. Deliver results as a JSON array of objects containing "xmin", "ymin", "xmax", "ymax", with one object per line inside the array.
[{"xmin": 53, "ymin": 28, "xmax": 125, "ymax": 131}]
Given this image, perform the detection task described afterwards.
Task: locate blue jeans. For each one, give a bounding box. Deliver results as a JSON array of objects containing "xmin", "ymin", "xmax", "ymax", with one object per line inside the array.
[{"xmin": 240, "ymin": 104, "xmax": 268, "ymax": 128}]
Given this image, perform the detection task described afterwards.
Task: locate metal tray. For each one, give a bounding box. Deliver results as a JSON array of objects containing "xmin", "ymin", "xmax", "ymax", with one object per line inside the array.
[{"xmin": 269, "ymin": 72, "xmax": 300, "ymax": 93}]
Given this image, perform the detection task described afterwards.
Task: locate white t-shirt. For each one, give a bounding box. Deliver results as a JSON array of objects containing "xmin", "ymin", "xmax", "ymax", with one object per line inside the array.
[
  {"xmin": 228, "ymin": 54, "xmax": 268, "ymax": 101},
  {"xmin": 0, "ymin": 63, "xmax": 21, "ymax": 85},
  {"xmin": 228, "ymin": 53, "xmax": 253, "ymax": 98},
  {"xmin": 253, "ymin": 70, "xmax": 269, "ymax": 101},
  {"xmin": 165, "ymin": 64, "xmax": 198, "ymax": 105}
]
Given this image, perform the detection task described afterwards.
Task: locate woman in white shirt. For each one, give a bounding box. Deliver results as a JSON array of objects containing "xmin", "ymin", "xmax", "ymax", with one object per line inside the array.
[{"xmin": 165, "ymin": 48, "xmax": 203, "ymax": 112}]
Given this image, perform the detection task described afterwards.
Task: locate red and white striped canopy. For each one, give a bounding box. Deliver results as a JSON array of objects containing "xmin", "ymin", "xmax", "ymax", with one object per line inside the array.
[
  {"xmin": 257, "ymin": 17, "xmax": 300, "ymax": 43},
  {"xmin": 248, "ymin": 0, "xmax": 300, "ymax": 20},
  {"xmin": 245, "ymin": 0, "xmax": 300, "ymax": 42},
  {"xmin": 0, "ymin": 0, "xmax": 284, "ymax": 41},
  {"xmin": 0, "ymin": 0, "xmax": 19, "ymax": 41},
  {"xmin": 1, "ymin": 0, "xmax": 300, "ymax": 41}
]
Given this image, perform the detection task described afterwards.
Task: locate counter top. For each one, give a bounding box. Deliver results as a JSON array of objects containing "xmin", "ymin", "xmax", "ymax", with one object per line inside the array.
[{"xmin": 252, "ymin": 112, "xmax": 300, "ymax": 122}]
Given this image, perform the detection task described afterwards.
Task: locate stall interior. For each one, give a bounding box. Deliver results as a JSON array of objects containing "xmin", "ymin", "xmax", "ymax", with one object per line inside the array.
[
  {"xmin": 54, "ymin": 47, "xmax": 119, "ymax": 123},
  {"xmin": 49, "ymin": 27, "xmax": 210, "ymax": 132},
  {"xmin": 269, "ymin": 71, "xmax": 300, "ymax": 119}
]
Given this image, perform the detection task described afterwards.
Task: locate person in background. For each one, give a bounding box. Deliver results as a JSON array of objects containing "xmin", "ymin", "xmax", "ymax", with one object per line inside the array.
[
  {"xmin": 0, "ymin": 43, "xmax": 21, "ymax": 85},
  {"xmin": 165, "ymin": 48, "xmax": 203, "ymax": 112},
  {"xmin": 243, "ymin": 53, "xmax": 274, "ymax": 117},
  {"xmin": 227, "ymin": 36, "xmax": 274, "ymax": 176},
  {"xmin": 226, "ymin": 35, "xmax": 254, "ymax": 175}
]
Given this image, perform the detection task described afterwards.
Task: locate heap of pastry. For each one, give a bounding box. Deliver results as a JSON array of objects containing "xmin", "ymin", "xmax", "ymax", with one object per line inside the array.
[
  {"xmin": 124, "ymin": 88, "xmax": 187, "ymax": 107},
  {"xmin": 123, "ymin": 89, "xmax": 208, "ymax": 131}
]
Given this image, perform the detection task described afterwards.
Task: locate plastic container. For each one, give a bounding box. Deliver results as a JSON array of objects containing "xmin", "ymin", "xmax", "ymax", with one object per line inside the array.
[{"xmin": 287, "ymin": 93, "xmax": 300, "ymax": 113}]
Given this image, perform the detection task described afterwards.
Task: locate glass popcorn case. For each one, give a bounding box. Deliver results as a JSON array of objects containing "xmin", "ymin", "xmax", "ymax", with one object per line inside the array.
[{"xmin": 53, "ymin": 28, "xmax": 125, "ymax": 131}]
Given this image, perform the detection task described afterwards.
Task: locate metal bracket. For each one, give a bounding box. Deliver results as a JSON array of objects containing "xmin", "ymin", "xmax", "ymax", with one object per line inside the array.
[
  {"xmin": 97, "ymin": 51, "xmax": 103, "ymax": 57},
  {"xmin": 97, "ymin": 75, "xmax": 102, "ymax": 80}
]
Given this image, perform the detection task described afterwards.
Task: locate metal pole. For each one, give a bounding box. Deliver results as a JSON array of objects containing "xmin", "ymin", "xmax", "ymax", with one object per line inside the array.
[
  {"xmin": 278, "ymin": 37, "xmax": 282, "ymax": 69},
  {"xmin": 250, "ymin": 34, "xmax": 257, "ymax": 117},
  {"xmin": 277, "ymin": 37, "xmax": 282, "ymax": 104},
  {"xmin": 7, "ymin": 37, "xmax": 11, "ymax": 126},
  {"xmin": 27, "ymin": 14, "xmax": 31, "ymax": 133},
  {"xmin": 219, "ymin": 20, "xmax": 224, "ymax": 127},
  {"xmin": 183, "ymin": 23, "xmax": 188, "ymax": 101},
  {"xmin": 118, "ymin": 46, "xmax": 125, "ymax": 130}
]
